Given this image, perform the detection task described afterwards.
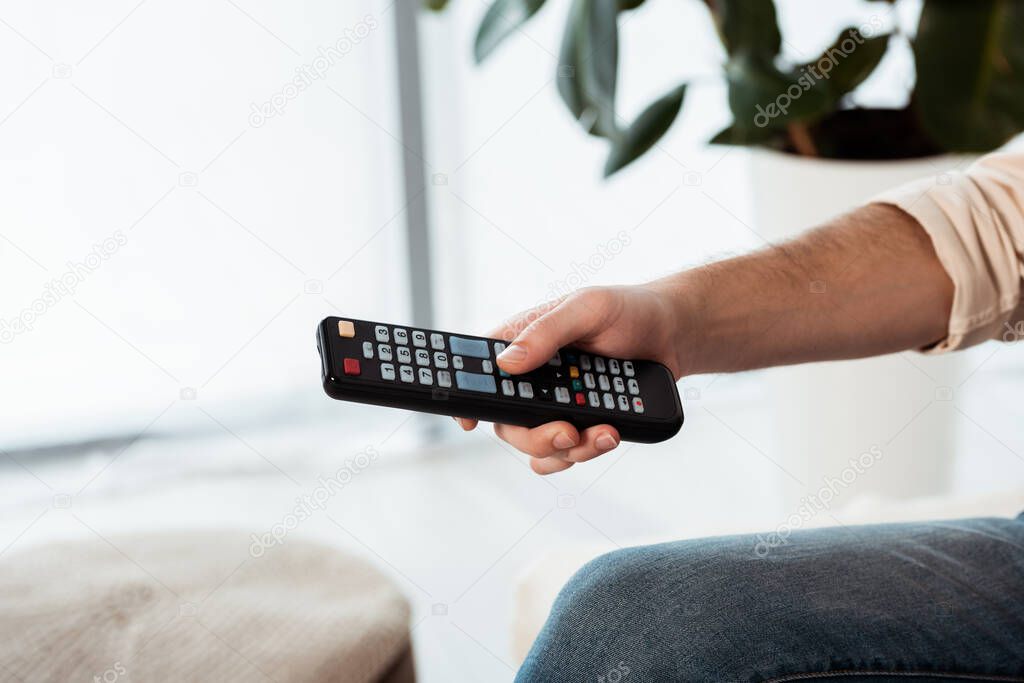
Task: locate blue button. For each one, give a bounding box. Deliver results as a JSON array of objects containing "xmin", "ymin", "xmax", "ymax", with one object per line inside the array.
[
  {"xmin": 455, "ymin": 371, "xmax": 497, "ymax": 393},
  {"xmin": 449, "ymin": 336, "xmax": 490, "ymax": 359}
]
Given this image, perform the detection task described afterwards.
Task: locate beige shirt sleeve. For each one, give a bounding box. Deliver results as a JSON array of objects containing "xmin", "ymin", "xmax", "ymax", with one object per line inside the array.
[{"xmin": 873, "ymin": 151, "xmax": 1024, "ymax": 353}]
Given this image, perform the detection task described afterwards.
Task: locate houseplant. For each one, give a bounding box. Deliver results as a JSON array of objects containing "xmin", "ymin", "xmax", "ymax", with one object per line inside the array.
[{"xmin": 427, "ymin": 0, "xmax": 1024, "ymax": 504}]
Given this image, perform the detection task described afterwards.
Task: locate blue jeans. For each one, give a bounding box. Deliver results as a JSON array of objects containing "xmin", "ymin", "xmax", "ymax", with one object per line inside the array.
[{"xmin": 517, "ymin": 516, "xmax": 1024, "ymax": 682}]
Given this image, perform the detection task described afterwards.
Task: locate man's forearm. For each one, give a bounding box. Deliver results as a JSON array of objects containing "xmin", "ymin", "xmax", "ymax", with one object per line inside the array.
[{"xmin": 656, "ymin": 204, "xmax": 954, "ymax": 375}]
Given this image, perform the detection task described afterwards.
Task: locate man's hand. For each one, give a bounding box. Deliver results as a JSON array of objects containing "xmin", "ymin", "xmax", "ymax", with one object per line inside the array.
[{"xmin": 455, "ymin": 285, "xmax": 685, "ymax": 475}]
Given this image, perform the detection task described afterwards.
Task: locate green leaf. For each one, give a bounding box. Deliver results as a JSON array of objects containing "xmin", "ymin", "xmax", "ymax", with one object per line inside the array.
[
  {"xmin": 712, "ymin": 0, "xmax": 780, "ymax": 58},
  {"xmin": 474, "ymin": 0, "xmax": 547, "ymax": 63},
  {"xmin": 424, "ymin": 0, "xmax": 450, "ymax": 9},
  {"xmin": 556, "ymin": 0, "xmax": 620, "ymax": 138},
  {"xmin": 604, "ymin": 84, "xmax": 686, "ymax": 176},
  {"xmin": 617, "ymin": 0, "xmax": 644, "ymax": 9},
  {"xmin": 914, "ymin": 0, "xmax": 1024, "ymax": 152},
  {"xmin": 802, "ymin": 26, "xmax": 890, "ymax": 102},
  {"xmin": 724, "ymin": 53, "xmax": 831, "ymax": 143}
]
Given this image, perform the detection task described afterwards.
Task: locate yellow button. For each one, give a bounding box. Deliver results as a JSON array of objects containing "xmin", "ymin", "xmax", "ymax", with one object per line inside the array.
[
  {"xmin": 337, "ymin": 320, "xmax": 355, "ymax": 338},
  {"xmin": 569, "ymin": 366, "xmax": 579, "ymax": 378}
]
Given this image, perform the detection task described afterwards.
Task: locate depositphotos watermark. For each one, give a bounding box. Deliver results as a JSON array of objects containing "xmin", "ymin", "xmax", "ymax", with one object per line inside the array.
[
  {"xmin": 249, "ymin": 446, "xmax": 379, "ymax": 557},
  {"xmin": 754, "ymin": 445, "xmax": 883, "ymax": 558},
  {"xmin": 1, "ymin": 230, "xmax": 128, "ymax": 344},
  {"xmin": 248, "ymin": 15, "xmax": 379, "ymax": 128},
  {"xmin": 753, "ymin": 17, "xmax": 883, "ymax": 129},
  {"xmin": 545, "ymin": 230, "xmax": 632, "ymax": 302}
]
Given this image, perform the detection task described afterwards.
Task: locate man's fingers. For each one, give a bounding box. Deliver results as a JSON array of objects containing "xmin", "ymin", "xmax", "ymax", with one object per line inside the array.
[
  {"xmin": 531, "ymin": 456, "xmax": 574, "ymax": 475},
  {"xmin": 495, "ymin": 289, "xmax": 608, "ymax": 375},
  {"xmin": 565, "ymin": 425, "xmax": 621, "ymax": 462},
  {"xmin": 453, "ymin": 417, "xmax": 477, "ymax": 431},
  {"xmin": 494, "ymin": 421, "xmax": 580, "ymax": 458}
]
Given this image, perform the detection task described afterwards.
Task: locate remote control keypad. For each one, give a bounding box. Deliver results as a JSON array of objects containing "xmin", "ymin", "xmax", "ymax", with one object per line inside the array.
[{"xmin": 337, "ymin": 321, "xmax": 648, "ymax": 414}]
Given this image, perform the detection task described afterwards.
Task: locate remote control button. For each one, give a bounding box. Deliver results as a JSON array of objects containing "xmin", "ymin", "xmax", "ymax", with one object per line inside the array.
[
  {"xmin": 617, "ymin": 395, "xmax": 630, "ymax": 411},
  {"xmin": 594, "ymin": 357, "xmax": 606, "ymax": 373},
  {"xmin": 569, "ymin": 366, "xmax": 579, "ymax": 379},
  {"xmin": 623, "ymin": 361, "xmax": 635, "ymax": 377},
  {"xmin": 548, "ymin": 353, "xmax": 562, "ymax": 367},
  {"xmin": 608, "ymin": 359, "xmax": 621, "ymax": 375},
  {"xmin": 627, "ymin": 378, "xmax": 640, "ymax": 395},
  {"xmin": 602, "ymin": 393, "xmax": 614, "ymax": 410},
  {"xmin": 437, "ymin": 370, "xmax": 452, "ymax": 388},
  {"xmin": 598, "ymin": 375, "xmax": 611, "ymax": 392},
  {"xmin": 583, "ymin": 373, "xmax": 596, "ymax": 390},
  {"xmin": 380, "ymin": 363, "xmax": 396, "ymax": 381},
  {"xmin": 362, "ymin": 341, "xmax": 374, "ymax": 359},
  {"xmin": 434, "ymin": 352, "xmax": 448, "ymax": 369},
  {"xmin": 415, "ymin": 349, "xmax": 430, "ymax": 366},
  {"xmin": 399, "ymin": 365, "xmax": 415, "ymax": 383},
  {"xmin": 632, "ymin": 397, "xmax": 644, "ymax": 413},
  {"xmin": 449, "ymin": 336, "xmax": 489, "ymax": 358},
  {"xmin": 554, "ymin": 387, "xmax": 570, "ymax": 404},
  {"xmin": 587, "ymin": 391, "xmax": 600, "ymax": 407},
  {"xmin": 418, "ymin": 368, "xmax": 433, "ymax": 385},
  {"xmin": 430, "ymin": 333, "xmax": 445, "ymax": 350},
  {"xmin": 453, "ymin": 356, "xmax": 464, "ymax": 370},
  {"xmin": 378, "ymin": 344, "xmax": 393, "ymax": 362},
  {"xmin": 397, "ymin": 347, "xmax": 412, "ymax": 364},
  {"xmin": 575, "ymin": 392, "xmax": 585, "ymax": 406},
  {"xmin": 536, "ymin": 384, "xmax": 552, "ymax": 401},
  {"xmin": 343, "ymin": 358, "xmax": 361, "ymax": 376},
  {"xmin": 518, "ymin": 381, "xmax": 534, "ymax": 399},
  {"xmin": 481, "ymin": 360, "xmax": 493, "ymax": 373},
  {"xmin": 580, "ymin": 355, "xmax": 592, "ymax": 371},
  {"xmin": 499, "ymin": 369, "xmax": 510, "ymax": 378},
  {"xmin": 455, "ymin": 370, "xmax": 496, "ymax": 393},
  {"xmin": 394, "ymin": 328, "xmax": 409, "ymax": 345},
  {"xmin": 337, "ymin": 320, "xmax": 355, "ymax": 338},
  {"xmin": 494, "ymin": 342, "xmax": 506, "ymax": 356},
  {"xmin": 375, "ymin": 325, "xmax": 389, "ymax": 343},
  {"xmin": 613, "ymin": 376, "xmax": 625, "ymax": 393},
  {"xmin": 501, "ymin": 379, "xmax": 515, "ymax": 396},
  {"xmin": 412, "ymin": 330, "xmax": 427, "ymax": 347},
  {"xmin": 566, "ymin": 353, "xmax": 578, "ymax": 364},
  {"xmin": 571, "ymin": 379, "xmax": 583, "ymax": 391}
]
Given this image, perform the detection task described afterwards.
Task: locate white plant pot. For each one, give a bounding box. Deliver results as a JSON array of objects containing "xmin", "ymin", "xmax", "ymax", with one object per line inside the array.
[{"xmin": 749, "ymin": 149, "xmax": 972, "ymax": 507}]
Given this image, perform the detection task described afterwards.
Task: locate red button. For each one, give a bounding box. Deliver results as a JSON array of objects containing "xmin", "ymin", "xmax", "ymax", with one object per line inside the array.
[
  {"xmin": 575, "ymin": 392, "xmax": 585, "ymax": 406},
  {"xmin": 343, "ymin": 358, "xmax": 361, "ymax": 376}
]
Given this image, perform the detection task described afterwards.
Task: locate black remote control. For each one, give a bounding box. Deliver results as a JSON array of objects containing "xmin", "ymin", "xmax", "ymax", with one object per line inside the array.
[{"xmin": 316, "ymin": 316, "xmax": 684, "ymax": 443}]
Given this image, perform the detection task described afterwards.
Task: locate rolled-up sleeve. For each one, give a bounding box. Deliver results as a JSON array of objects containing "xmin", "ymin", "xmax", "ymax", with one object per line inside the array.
[{"xmin": 873, "ymin": 151, "xmax": 1024, "ymax": 353}]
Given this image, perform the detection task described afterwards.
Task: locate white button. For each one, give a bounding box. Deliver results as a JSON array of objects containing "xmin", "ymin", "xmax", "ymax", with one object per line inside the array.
[
  {"xmin": 587, "ymin": 391, "xmax": 600, "ymax": 407},
  {"xmin": 434, "ymin": 352, "xmax": 448, "ymax": 369},
  {"xmin": 594, "ymin": 357, "xmax": 606, "ymax": 373},
  {"xmin": 494, "ymin": 342, "xmax": 506, "ymax": 356},
  {"xmin": 437, "ymin": 370, "xmax": 452, "ymax": 388},
  {"xmin": 415, "ymin": 349, "xmax": 430, "ymax": 366},
  {"xmin": 430, "ymin": 333, "xmax": 445, "ymax": 350},
  {"xmin": 418, "ymin": 368, "xmax": 433, "ymax": 385},
  {"xmin": 453, "ymin": 356, "xmax": 464, "ymax": 370},
  {"xmin": 378, "ymin": 344, "xmax": 393, "ymax": 362},
  {"xmin": 481, "ymin": 360, "xmax": 493, "ymax": 373},
  {"xmin": 375, "ymin": 325, "xmax": 389, "ymax": 342},
  {"xmin": 397, "ymin": 347, "xmax": 411, "ymax": 364},
  {"xmin": 627, "ymin": 378, "xmax": 640, "ymax": 395},
  {"xmin": 547, "ymin": 353, "xmax": 562, "ymax": 367},
  {"xmin": 613, "ymin": 376, "xmax": 625, "ymax": 393},
  {"xmin": 617, "ymin": 395, "xmax": 629, "ymax": 411},
  {"xmin": 623, "ymin": 361, "xmax": 635, "ymax": 377},
  {"xmin": 580, "ymin": 355, "xmax": 592, "ymax": 371},
  {"xmin": 501, "ymin": 379, "xmax": 515, "ymax": 396},
  {"xmin": 412, "ymin": 331, "xmax": 427, "ymax": 347},
  {"xmin": 380, "ymin": 363, "xmax": 395, "ymax": 381},
  {"xmin": 399, "ymin": 365, "xmax": 414, "ymax": 383},
  {"xmin": 583, "ymin": 373, "xmax": 596, "ymax": 389},
  {"xmin": 554, "ymin": 387, "xmax": 570, "ymax": 404},
  {"xmin": 518, "ymin": 382, "xmax": 534, "ymax": 399},
  {"xmin": 632, "ymin": 397, "xmax": 644, "ymax": 413},
  {"xmin": 362, "ymin": 341, "xmax": 374, "ymax": 359},
  {"xmin": 602, "ymin": 393, "xmax": 614, "ymax": 410},
  {"xmin": 598, "ymin": 375, "xmax": 610, "ymax": 391},
  {"xmin": 394, "ymin": 328, "xmax": 408, "ymax": 345},
  {"xmin": 608, "ymin": 359, "xmax": 621, "ymax": 375}
]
